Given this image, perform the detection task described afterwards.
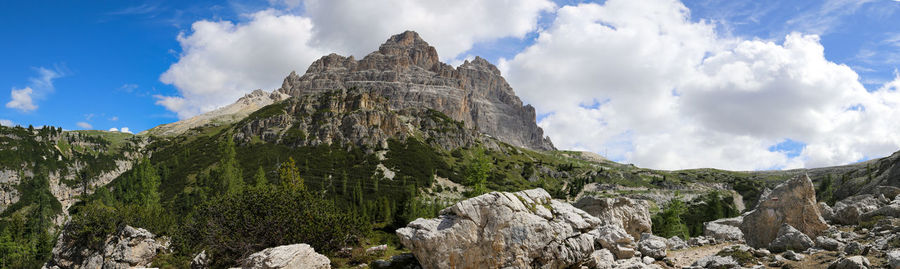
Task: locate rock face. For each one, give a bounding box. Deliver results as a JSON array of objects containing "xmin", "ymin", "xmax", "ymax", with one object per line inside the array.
[
  {"xmin": 637, "ymin": 233, "xmax": 668, "ymax": 259},
  {"xmin": 703, "ymin": 216, "xmax": 743, "ymax": 242},
  {"xmin": 143, "ymin": 89, "xmax": 289, "ymax": 136},
  {"xmin": 241, "ymin": 244, "xmax": 330, "ymax": 269},
  {"xmin": 396, "ymin": 188, "xmax": 634, "ymax": 269},
  {"xmin": 740, "ymin": 174, "xmax": 829, "ymax": 248},
  {"xmin": 573, "ymin": 196, "xmax": 652, "ymax": 240},
  {"xmin": 830, "ymin": 195, "xmax": 881, "ymax": 225},
  {"xmin": 768, "ymin": 223, "xmax": 814, "ymax": 252},
  {"xmin": 44, "ymin": 226, "xmax": 168, "ymax": 269},
  {"xmin": 276, "ymin": 31, "xmax": 554, "ymax": 151}
]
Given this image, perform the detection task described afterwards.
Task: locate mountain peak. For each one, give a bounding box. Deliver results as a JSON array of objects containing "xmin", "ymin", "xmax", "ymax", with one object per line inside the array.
[{"xmin": 375, "ymin": 30, "xmax": 441, "ymax": 71}]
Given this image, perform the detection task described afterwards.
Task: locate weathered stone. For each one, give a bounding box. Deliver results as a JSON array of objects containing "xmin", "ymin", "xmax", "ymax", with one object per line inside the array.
[
  {"xmin": 573, "ymin": 196, "xmax": 652, "ymax": 240},
  {"xmin": 691, "ymin": 255, "xmax": 739, "ymax": 269},
  {"xmin": 843, "ymin": 242, "xmax": 869, "ymax": 256},
  {"xmin": 191, "ymin": 250, "xmax": 208, "ymax": 269},
  {"xmin": 782, "ymin": 250, "xmax": 804, "ymax": 261},
  {"xmin": 637, "ymin": 233, "xmax": 668, "ymax": 259},
  {"xmin": 768, "ymin": 223, "xmax": 815, "ymax": 253},
  {"xmin": 831, "ymin": 195, "xmax": 881, "ymax": 225},
  {"xmin": 816, "ymin": 236, "xmax": 845, "ymax": 251},
  {"xmin": 740, "ymin": 174, "xmax": 829, "ymax": 248},
  {"xmin": 583, "ymin": 249, "xmax": 614, "ymax": 269},
  {"xmin": 820, "ymin": 202, "xmax": 835, "ymax": 222},
  {"xmin": 241, "ymin": 244, "xmax": 330, "ymax": 269},
  {"xmin": 277, "ymin": 31, "xmax": 554, "ymax": 151},
  {"xmin": 703, "ymin": 216, "xmax": 743, "ymax": 242},
  {"xmin": 396, "ymin": 188, "xmax": 633, "ymax": 269},
  {"xmin": 828, "ymin": 256, "xmax": 870, "ymax": 269},
  {"xmin": 666, "ymin": 236, "xmax": 688, "ymax": 250},
  {"xmin": 372, "ymin": 253, "xmax": 421, "ymax": 269},
  {"xmin": 43, "ymin": 225, "xmax": 168, "ymax": 269},
  {"xmin": 887, "ymin": 250, "xmax": 900, "ymax": 269}
]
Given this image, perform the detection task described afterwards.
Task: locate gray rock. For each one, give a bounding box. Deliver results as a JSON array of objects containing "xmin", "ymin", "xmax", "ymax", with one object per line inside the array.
[
  {"xmin": 860, "ymin": 203, "xmax": 900, "ymax": 221},
  {"xmin": 641, "ymin": 256, "xmax": 655, "ymax": 265},
  {"xmin": 703, "ymin": 216, "xmax": 744, "ymax": 242},
  {"xmin": 372, "ymin": 253, "xmax": 421, "ymax": 269},
  {"xmin": 740, "ymin": 174, "xmax": 829, "ymax": 248},
  {"xmin": 887, "ymin": 250, "xmax": 900, "ymax": 269},
  {"xmin": 816, "ymin": 236, "xmax": 845, "ymax": 251},
  {"xmin": 43, "ymin": 225, "xmax": 168, "ymax": 269},
  {"xmin": 831, "ymin": 195, "xmax": 881, "ymax": 225},
  {"xmin": 573, "ymin": 196, "xmax": 652, "ymax": 240},
  {"xmin": 241, "ymin": 244, "xmax": 330, "ymax": 269},
  {"xmin": 191, "ymin": 250, "xmax": 208, "ymax": 269},
  {"xmin": 637, "ymin": 233, "xmax": 667, "ymax": 259},
  {"xmin": 277, "ymin": 31, "xmax": 554, "ymax": 151},
  {"xmin": 691, "ymin": 255, "xmax": 739, "ymax": 268},
  {"xmin": 396, "ymin": 188, "xmax": 634, "ymax": 268},
  {"xmin": 768, "ymin": 224, "xmax": 815, "ymax": 253},
  {"xmin": 820, "ymin": 202, "xmax": 835, "ymax": 221},
  {"xmin": 666, "ymin": 236, "xmax": 688, "ymax": 250},
  {"xmin": 843, "ymin": 242, "xmax": 869, "ymax": 256},
  {"xmin": 828, "ymin": 256, "xmax": 870, "ymax": 269},
  {"xmin": 614, "ymin": 257, "xmax": 662, "ymax": 269},
  {"xmin": 782, "ymin": 250, "xmax": 804, "ymax": 261},
  {"xmin": 582, "ymin": 249, "xmax": 614, "ymax": 269}
]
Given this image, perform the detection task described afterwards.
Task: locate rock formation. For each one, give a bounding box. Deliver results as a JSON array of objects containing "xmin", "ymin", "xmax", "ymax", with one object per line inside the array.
[
  {"xmin": 277, "ymin": 31, "xmax": 554, "ymax": 151},
  {"xmin": 831, "ymin": 194, "xmax": 882, "ymax": 225},
  {"xmin": 573, "ymin": 196, "xmax": 652, "ymax": 240},
  {"xmin": 241, "ymin": 244, "xmax": 330, "ymax": 269},
  {"xmin": 396, "ymin": 188, "xmax": 634, "ymax": 268},
  {"xmin": 768, "ymin": 223, "xmax": 814, "ymax": 252},
  {"xmin": 740, "ymin": 174, "xmax": 829, "ymax": 248},
  {"xmin": 43, "ymin": 226, "xmax": 168, "ymax": 269},
  {"xmin": 703, "ymin": 216, "xmax": 743, "ymax": 242}
]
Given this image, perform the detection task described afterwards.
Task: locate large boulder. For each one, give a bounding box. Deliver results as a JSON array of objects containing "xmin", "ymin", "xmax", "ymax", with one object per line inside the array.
[
  {"xmin": 703, "ymin": 216, "xmax": 743, "ymax": 242},
  {"xmin": 241, "ymin": 244, "xmax": 330, "ymax": 269},
  {"xmin": 396, "ymin": 188, "xmax": 635, "ymax": 269},
  {"xmin": 740, "ymin": 174, "xmax": 829, "ymax": 248},
  {"xmin": 573, "ymin": 196, "xmax": 652, "ymax": 240},
  {"xmin": 828, "ymin": 256, "xmax": 870, "ymax": 269},
  {"xmin": 43, "ymin": 225, "xmax": 169, "ymax": 269},
  {"xmin": 768, "ymin": 224, "xmax": 814, "ymax": 253},
  {"xmin": 887, "ymin": 250, "xmax": 900, "ymax": 269},
  {"xmin": 860, "ymin": 196, "xmax": 900, "ymax": 222},
  {"xmin": 637, "ymin": 233, "xmax": 668, "ymax": 259},
  {"xmin": 831, "ymin": 195, "xmax": 882, "ymax": 225}
]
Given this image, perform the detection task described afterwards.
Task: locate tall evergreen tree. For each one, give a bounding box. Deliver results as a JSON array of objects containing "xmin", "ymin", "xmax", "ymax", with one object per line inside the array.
[
  {"xmin": 464, "ymin": 148, "xmax": 492, "ymax": 196},
  {"xmin": 254, "ymin": 166, "xmax": 267, "ymax": 189},
  {"xmin": 278, "ymin": 157, "xmax": 305, "ymax": 191},
  {"xmin": 218, "ymin": 137, "xmax": 244, "ymax": 195}
]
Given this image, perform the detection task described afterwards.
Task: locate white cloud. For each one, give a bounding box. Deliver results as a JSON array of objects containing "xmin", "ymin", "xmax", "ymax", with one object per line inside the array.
[
  {"xmin": 158, "ymin": 1, "xmax": 553, "ymax": 119},
  {"xmin": 502, "ymin": 0, "xmax": 900, "ymax": 170},
  {"xmin": 76, "ymin": 122, "xmax": 93, "ymax": 129},
  {"xmin": 108, "ymin": 127, "xmax": 132, "ymax": 134},
  {"xmin": 110, "ymin": 116, "xmax": 119, "ymax": 121},
  {"xmin": 6, "ymin": 66, "xmax": 64, "ymax": 113},
  {"xmin": 0, "ymin": 119, "xmax": 13, "ymax": 126},
  {"xmin": 303, "ymin": 0, "xmax": 554, "ymax": 60},
  {"xmin": 6, "ymin": 87, "xmax": 37, "ymax": 112}
]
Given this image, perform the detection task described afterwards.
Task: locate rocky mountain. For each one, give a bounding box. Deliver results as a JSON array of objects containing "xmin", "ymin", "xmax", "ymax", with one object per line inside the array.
[
  {"xmin": 142, "ymin": 89, "xmax": 289, "ymax": 137},
  {"xmin": 278, "ymin": 31, "xmax": 554, "ymax": 151}
]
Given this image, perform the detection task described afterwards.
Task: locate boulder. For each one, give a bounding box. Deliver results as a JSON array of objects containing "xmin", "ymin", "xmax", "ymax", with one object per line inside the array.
[
  {"xmin": 703, "ymin": 216, "xmax": 743, "ymax": 242},
  {"xmin": 43, "ymin": 225, "xmax": 169, "ymax": 269},
  {"xmin": 691, "ymin": 255, "xmax": 739, "ymax": 269},
  {"xmin": 583, "ymin": 249, "xmax": 614, "ymax": 269},
  {"xmin": 768, "ymin": 224, "xmax": 815, "ymax": 253},
  {"xmin": 815, "ymin": 236, "xmax": 844, "ymax": 251},
  {"xmin": 666, "ymin": 236, "xmax": 688, "ymax": 250},
  {"xmin": 573, "ymin": 196, "xmax": 652, "ymax": 240},
  {"xmin": 613, "ymin": 257, "xmax": 662, "ymax": 269},
  {"xmin": 372, "ymin": 253, "xmax": 421, "ymax": 269},
  {"xmin": 396, "ymin": 188, "xmax": 635, "ymax": 269},
  {"xmin": 828, "ymin": 256, "xmax": 870, "ymax": 269},
  {"xmin": 191, "ymin": 250, "xmax": 208, "ymax": 269},
  {"xmin": 820, "ymin": 202, "xmax": 835, "ymax": 221},
  {"xmin": 782, "ymin": 250, "xmax": 804, "ymax": 261},
  {"xmin": 637, "ymin": 233, "xmax": 667, "ymax": 259},
  {"xmin": 843, "ymin": 242, "xmax": 869, "ymax": 256},
  {"xmin": 831, "ymin": 195, "xmax": 881, "ymax": 225},
  {"xmin": 740, "ymin": 174, "xmax": 829, "ymax": 248},
  {"xmin": 241, "ymin": 244, "xmax": 330, "ymax": 269},
  {"xmin": 875, "ymin": 186, "xmax": 900, "ymax": 200},
  {"xmin": 860, "ymin": 202, "xmax": 900, "ymax": 222},
  {"xmin": 887, "ymin": 250, "xmax": 900, "ymax": 269}
]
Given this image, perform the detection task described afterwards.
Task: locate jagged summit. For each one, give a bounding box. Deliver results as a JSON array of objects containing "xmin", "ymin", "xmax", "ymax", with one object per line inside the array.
[{"xmin": 278, "ymin": 31, "xmax": 555, "ymax": 150}]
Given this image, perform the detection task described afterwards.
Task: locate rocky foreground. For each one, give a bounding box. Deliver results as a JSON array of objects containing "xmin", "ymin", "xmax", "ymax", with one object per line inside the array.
[{"xmin": 42, "ymin": 174, "xmax": 900, "ymax": 268}]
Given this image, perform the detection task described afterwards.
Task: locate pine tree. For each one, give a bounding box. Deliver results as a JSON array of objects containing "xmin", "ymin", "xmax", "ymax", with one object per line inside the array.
[
  {"xmin": 254, "ymin": 166, "xmax": 267, "ymax": 189},
  {"xmin": 218, "ymin": 137, "xmax": 244, "ymax": 195},
  {"xmin": 278, "ymin": 157, "xmax": 305, "ymax": 191},
  {"xmin": 464, "ymin": 148, "xmax": 492, "ymax": 197}
]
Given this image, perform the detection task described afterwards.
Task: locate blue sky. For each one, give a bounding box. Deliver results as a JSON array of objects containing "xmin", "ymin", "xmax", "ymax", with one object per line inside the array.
[{"xmin": 2, "ymin": 0, "xmax": 900, "ymax": 169}]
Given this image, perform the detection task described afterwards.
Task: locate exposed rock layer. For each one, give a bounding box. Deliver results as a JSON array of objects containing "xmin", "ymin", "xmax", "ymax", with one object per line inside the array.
[{"xmin": 43, "ymin": 226, "xmax": 168, "ymax": 269}]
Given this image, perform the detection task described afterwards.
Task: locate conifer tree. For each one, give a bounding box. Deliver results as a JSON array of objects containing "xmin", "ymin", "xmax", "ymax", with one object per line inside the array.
[
  {"xmin": 218, "ymin": 137, "xmax": 244, "ymax": 195},
  {"xmin": 278, "ymin": 157, "xmax": 305, "ymax": 191},
  {"xmin": 254, "ymin": 166, "xmax": 267, "ymax": 189}
]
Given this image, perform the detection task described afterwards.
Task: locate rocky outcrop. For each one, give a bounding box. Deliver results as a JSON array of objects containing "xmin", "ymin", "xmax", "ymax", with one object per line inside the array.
[
  {"xmin": 830, "ymin": 195, "xmax": 881, "ymax": 225},
  {"xmin": 637, "ymin": 233, "xmax": 668, "ymax": 259},
  {"xmin": 828, "ymin": 256, "xmax": 871, "ymax": 269},
  {"xmin": 396, "ymin": 188, "xmax": 634, "ymax": 269},
  {"xmin": 860, "ymin": 195, "xmax": 900, "ymax": 221},
  {"xmin": 703, "ymin": 216, "xmax": 743, "ymax": 242},
  {"xmin": 143, "ymin": 89, "xmax": 290, "ymax": 136},
  {"xmin": 573, "ymin": 196, "xmax": 652, "ymax": 240},
  {"xmin": 241, "ymin": 244, "xmax": 330, "ymax": 269},
  {"xmin": 887, "ymin": 250, "xmax": 900, "ymax": 269},
  {"xmin": 44, "ymin": 226, "xmax": 168, "ymax": 269},
  {"xmin": 740, "ymin": 174, "xmax": 829, "ymax": 248},
  {"xmin": 768, "ymin": 223, "xmax": 814, "ymax": 252},
  {"xmin": 277, "ymin": 31, "xmax": 554, "ymax": 151}
]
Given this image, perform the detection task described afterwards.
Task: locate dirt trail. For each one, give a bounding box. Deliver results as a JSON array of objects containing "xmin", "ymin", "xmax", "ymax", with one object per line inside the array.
[{"xmin": 667, "ymin": 243, "xmax": 734, "ymax": 268}]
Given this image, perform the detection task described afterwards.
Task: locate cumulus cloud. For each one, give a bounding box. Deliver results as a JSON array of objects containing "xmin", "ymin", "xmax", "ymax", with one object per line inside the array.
[
  {"xmin": 159, "ymin": 1, "xmax": 553, "ymax": 119},
  {"xmin": 6, "ymin": 87, "xmax": 37, "ymax": 112},
  {"xmin": 108, "ymin": 127, "xmax": 132, "ymax": 134},
  {"xmin": 502, "ymin": 0, "xmax": 900, "ymax": 170},
  {"xmin": 76, "ymin": 122, "xmax": 93, "ymax": 129},
  {"xmin": 6, "ymin": 66, "xmax": 64, "ymax": 113},
  {"xmin": 0, "ymin": 119, "xmax": 13, "ymax": 126}
]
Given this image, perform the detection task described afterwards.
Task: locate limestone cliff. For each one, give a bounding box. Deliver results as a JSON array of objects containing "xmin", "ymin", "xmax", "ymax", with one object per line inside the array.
[{"xmin": 277, "ymin": 31, "xmax": 554, "ymax": 151}]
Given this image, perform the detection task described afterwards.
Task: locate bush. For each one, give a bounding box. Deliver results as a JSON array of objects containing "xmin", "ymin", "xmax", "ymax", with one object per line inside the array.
[{"xmin": 185, "ymin": 187, "xmax": 369, "ymax": 267}]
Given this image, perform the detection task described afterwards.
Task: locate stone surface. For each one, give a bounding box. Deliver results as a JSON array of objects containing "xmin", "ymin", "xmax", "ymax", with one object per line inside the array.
[
  {"xmin": 887, "ymin": 250, "xmax": 900, "ymax": 269},
  {"xmin": 583, "ymin": 249, "xmax": 614, "ymax": 269},
  {"xmin": 782, "ymin": 250, "xmax": 804, "ymax": 261},
  {"xmin": 43, "ymin": 225, "xmax": 168, "ymax": 269},
  {"xmin": 828, "ymin": 256, "xmax": 870, "ymax": 269},
  {"xmin": 277, "ymin": 31, "xmax": 554, "ymax": 151},
  {"xmin": 768, "ymin": 223, "xmax": 815, "ymax": 253},
  {"xmin": 143, "ymin": 89, "xmax": 289, "ymax": 136},
  {"xmin": 816, "ymin": 236, "xmax": 845, "ymax": 251},
  {"xmin": 740, "ymin": 174, "xmax": 829, "ymax": 248},
  {"xmin": 372, "ymin": 253, "xmax": 421, "ymax": 269},
  {"xmin": 573, "ymin": 196, "xmax": 652, "ymax": 240},
  {"xmin": 831, "ymin": 195, "xmax": 882, "ymax": 225},
  {"xmin": 637, "ymin": 233, "xmax": 668, "ymax": 259},
  {"xmin": 703, "ymin": 216, "xmax": 743, "ymax": 242},
  {"xmin": 691, "ymin": 255, "xmax": 738, "ymax": 269},
  {"xmin": 666, "ymin": 236, "xmax": 688, "ymax": 250},
  {"xmin": 241, "ymin": 244, "xmax": 330, "ymax": 269},
  {"xmin": 396, "ymin": 188, "xmax": 634, "ymax": 269},
  {"xmin": 191, "ymin": 250, "xmax": 208, "ymax": 269}
]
